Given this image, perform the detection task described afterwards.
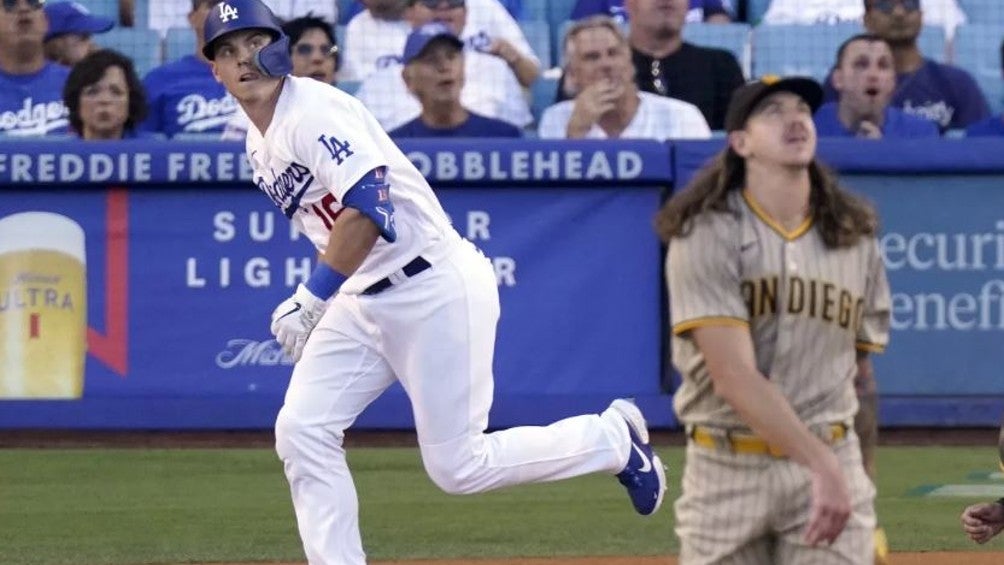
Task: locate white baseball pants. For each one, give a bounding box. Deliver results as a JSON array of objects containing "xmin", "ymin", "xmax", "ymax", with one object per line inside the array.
[{"xmin": 274, "ymin": 238, "xmax": 631, "ymax": 564}]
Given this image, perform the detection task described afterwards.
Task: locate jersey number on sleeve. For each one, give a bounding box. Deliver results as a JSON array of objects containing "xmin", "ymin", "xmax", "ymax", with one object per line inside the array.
[{"xmin": 311, "ymin": 193, "xmax": 343, "ymax": 230}]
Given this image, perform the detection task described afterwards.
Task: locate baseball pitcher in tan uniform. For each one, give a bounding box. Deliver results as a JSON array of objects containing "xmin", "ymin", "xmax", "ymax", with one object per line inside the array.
[{"xmin": 655, "ymin": 76, "xmax": 891, "ymax": 564}]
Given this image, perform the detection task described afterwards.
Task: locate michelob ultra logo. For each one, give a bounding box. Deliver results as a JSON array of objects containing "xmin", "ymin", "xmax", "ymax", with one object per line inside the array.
[{"xmin": 0, "ymin": 212, "xmax": 87, "ymax": 399}]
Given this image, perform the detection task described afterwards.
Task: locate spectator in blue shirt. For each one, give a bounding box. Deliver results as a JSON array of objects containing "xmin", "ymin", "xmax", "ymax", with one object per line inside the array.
[
  {"xmin": 63, "ymin": 49, "xmax": 152, "ymax": 140},
  {"xmin": 391, "ymin": 23, "xmax": 521, "ymax": 138},
  {"xmin": 139, "ymin": 0, "xmax": 237, "ymax": 137},
  {"xmin": 0, "ymin": 0, "xmax": 70, "ymax": 136},
  {"xmin": 571, "ymin": 0, "xmax": 734, "ymax": 24},
  {"xmin": 815, "ymin": 34, "xmax": 937, "ymax": 138},
  {"xmin": 966, "ymin": 38, "xmax": 1004, "ymax": 137},
  {"xmin": 823, "ymin": 0, "xmax": 989, "ymax": 132}
]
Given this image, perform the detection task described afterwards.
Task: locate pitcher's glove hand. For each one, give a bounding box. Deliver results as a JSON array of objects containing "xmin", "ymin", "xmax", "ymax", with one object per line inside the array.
[{"xmin": 270, "ymin": 283, "xmax": 328, "ymax": 362}]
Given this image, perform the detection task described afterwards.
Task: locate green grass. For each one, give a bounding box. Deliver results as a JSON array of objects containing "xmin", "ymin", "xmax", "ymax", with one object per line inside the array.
[{"xmin": 0, "ymin": 445, "xmax": 1001, "ymax": 564}]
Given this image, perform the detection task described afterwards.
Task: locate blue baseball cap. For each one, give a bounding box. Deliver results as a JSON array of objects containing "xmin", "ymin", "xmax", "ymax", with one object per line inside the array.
[
  {"xmin": 44, "ymin": 1, "xmax": 115, "ymax": 42},
  {"xmin": 402, "ymin": 22, "xmax": 463, "ymax": 65}
]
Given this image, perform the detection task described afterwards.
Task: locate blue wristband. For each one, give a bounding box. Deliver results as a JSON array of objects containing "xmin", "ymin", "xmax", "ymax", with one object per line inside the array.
[{"xmin": 305, "ymin": 262, "xmax": 349, "ymax": 299}]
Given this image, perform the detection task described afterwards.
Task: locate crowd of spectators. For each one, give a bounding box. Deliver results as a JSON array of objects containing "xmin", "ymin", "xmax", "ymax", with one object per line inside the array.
[{"xmin": 0, "ymin": 0, "xmax": 1002, "ymax": 142}]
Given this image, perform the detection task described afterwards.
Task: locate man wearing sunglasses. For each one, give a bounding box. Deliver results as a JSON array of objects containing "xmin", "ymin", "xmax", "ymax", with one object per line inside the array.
[
  {"xmin": 140, "ymin": 0, "xmax": 239, "ymax": 137},
  {"xmin": 820, "ymin": 0, "xmax": 988, "ymax": 133},
  {"xmin": 0, "ymin": 0, "xmax": 71, "ymax": 136}
]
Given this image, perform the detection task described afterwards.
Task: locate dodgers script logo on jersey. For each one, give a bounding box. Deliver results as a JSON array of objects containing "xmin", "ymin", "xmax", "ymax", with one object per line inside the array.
[{"xmin": 256, "ymin": 162, "xmax": 315, "ymax": 218}]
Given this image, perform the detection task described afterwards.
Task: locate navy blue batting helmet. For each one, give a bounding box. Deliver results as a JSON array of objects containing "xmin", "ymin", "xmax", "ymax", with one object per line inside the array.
[{"xmin": 202, "ymin": 0, "xmax": 292, "ymax": 77}]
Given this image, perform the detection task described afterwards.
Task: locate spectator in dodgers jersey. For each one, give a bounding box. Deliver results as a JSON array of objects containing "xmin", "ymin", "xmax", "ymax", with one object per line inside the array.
[
  {"xmin": 343, "ymin": 0, "xmax": 538, "ymax": 83},
  {"xmin": 965, "ymin": 39, "xmax": 1004, "ymax": 137},
  {"xmin": 571, "ymin": 0, "xmax": 734, "ymax": 25},
  {"xmin": 221, "ymin": 13, "xmax": 341, "ymax": 140},
  {"xmin": 43, "ymin": 1, "xmax": 114, "ymax": 67},
  {"xmin": 390, "ymin": 23, "xmax": 521, "ymax": 138},
  {"xmin": 355, "ymin": 0, "xmax": 533, "ymax": 131},
  {"xmin": 140, "ymin": 0, "xmax": 238, "ymax": 137},
  {"xmin": 63, "ymin": 49, "xmax": 152, "ymax": 140},
  {"xmin": 625, "ymin": 0, "xmax": 744, "ymax": 130},
  {"xmin": 822, "ymin": 0, "xmax": 988, "ymax": 132},
  {"xmin": 0, "ymin": 0, "xmax": 70, "ymax": 136},
  {"xmin": 814, "ymin": 34, "xmax": 937, "ymax": 138},
  {"xmin": 147, "ymin": 0, "xmax": 338, "ymax": 37},
  {"xmin": 540, "ymin": 16, "xmax": 710, "ymax": 140},
  {"xmin": 340, "ymin": 0, "xmax": 421, "ymax": 82}
]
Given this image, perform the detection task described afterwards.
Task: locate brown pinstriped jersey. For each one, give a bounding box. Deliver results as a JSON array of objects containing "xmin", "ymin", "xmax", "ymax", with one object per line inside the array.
[{"xmin": 667, "ymin": 189, "xmax": 891, "ymax": 428}]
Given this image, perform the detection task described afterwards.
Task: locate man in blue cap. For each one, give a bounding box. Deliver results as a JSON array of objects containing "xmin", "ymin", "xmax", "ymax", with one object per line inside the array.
[
  {"xmin": 43, "ymin": 1, "xmax": 114, "ymax": 67},
  {"xmin": 391, "ymin": 22, "xmax": 521, "ymax": 138}
]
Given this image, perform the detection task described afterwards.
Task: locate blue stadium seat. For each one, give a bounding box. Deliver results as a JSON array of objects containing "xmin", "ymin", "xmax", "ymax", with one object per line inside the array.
[
  {"xmin": 164, "ymin": 27, "xmax": 195, "ymax": 63},
  {"xmin": 958, "ymin": 0, "xmax": 1004, "ymax": 27},
  {"xmin": 755, "ymin": 23, "xmax": 949, "ymax": 83},
  {"xmin": 520, "ymin": 19, "xmax": 553, "ymax": 69},
  {"xmin": 530, "ymin": 76, "xmax": 559, "ymax": 127},
  {"xmin": 954, "ymin": 24, "xmax": 1004, "ymax": 114},
  {"xmin": 337, "ymin": 80, "xmax": 361, "ymax": 96},
  {"xmin": 917, "ymin": 25, "xmax": 947, "ymax": 63},
  {"xmin": 752, "ymin": 23, "xmax": 861, "ymax": 81},
  {"xmin": 548, "ymin": 0, "xmax": 578, "ymax": 29},
  {"xmin": 132, "ymin": 0, "xmax": 148, "ymax": 30},
  {"xmin": 337, "ymin": 0, "xmax": 360, "ymax": 25},
  {"xmin": 336, "ymin": 25, "xmax": 346, "ymax": 52},
  {"xmin": 746, "ymin": 0, "xmax": 772, "ymax": 24},
  {"xmin": 682, "ymin": 23, "xmax": 751, "ymax": 78},
  {"xmin": 555, "ymin": 20, "xmax": 574, "ymax": 67},
  {"xmin": 521, "ymin": 0, "xmax": 548, "ymax": 22},
  {"xmin": 72, "ymin": 0, "xmax": 117, "ymax": 21},
  {"xmin": 94, "ymin": 28, "xmax": 161, "ymax": 76}
]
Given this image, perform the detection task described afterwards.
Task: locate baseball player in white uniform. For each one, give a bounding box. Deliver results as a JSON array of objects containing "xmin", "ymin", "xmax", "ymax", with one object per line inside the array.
[
  {"xmin": 201, "ymin": 2, "xmax": 667, "ymax": 563},
  {"xmin": 655, "ymin": 76, "xmax": 891, "ymax": 564}
]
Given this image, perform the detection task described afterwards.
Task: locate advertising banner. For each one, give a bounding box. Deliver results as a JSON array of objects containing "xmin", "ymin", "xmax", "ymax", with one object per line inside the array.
[{"xmin": 0, "ymin": 141, "xmax": 671, "ymax": 428}]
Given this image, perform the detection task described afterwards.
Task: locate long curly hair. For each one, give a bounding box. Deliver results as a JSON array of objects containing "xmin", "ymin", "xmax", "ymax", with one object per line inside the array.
[{"xmin": 654, "ymin": 145, "xmax": 878, "ymax": 248}]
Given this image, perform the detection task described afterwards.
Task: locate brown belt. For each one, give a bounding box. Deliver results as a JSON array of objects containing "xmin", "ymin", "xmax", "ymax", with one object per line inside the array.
[{"xmin": 689, "ymin": 423, "xmax": 848, "ymax": 458}]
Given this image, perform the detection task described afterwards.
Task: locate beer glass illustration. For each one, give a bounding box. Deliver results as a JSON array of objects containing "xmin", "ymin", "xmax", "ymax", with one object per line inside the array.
[{"xmin": 0, "ymin": 212, "xmax": 87, "ymax": 398}]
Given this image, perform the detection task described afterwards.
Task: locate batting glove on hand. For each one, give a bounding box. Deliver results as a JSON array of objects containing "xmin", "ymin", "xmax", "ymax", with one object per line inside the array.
[{"xmin": 270, "ymin": 283, "xmax": 328, "ymax": 363}]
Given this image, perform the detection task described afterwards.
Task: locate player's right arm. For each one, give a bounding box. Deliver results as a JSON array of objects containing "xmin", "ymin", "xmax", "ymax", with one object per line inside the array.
[{"xmin": 668, "ymin": 215, "xmax": 850, "ymax": 546}]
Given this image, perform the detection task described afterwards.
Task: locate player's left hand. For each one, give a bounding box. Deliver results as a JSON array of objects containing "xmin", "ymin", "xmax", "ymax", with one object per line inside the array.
[
  {"xmin": 270, "ymin": 283, "xmax": 328, "ymax": 363},
  {"xmin": 961, "ymin": 501, "xmax": 1004, "ymax": 544}
]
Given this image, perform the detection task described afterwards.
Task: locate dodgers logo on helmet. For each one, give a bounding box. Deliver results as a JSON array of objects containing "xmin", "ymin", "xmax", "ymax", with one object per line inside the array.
[
  {"xmin": 219, "ymin": 2, "xmax": 240, "ymax": 23},
  {"xmin": 202, "ymin": 0, "xmax": 293, "ymax": 77}
]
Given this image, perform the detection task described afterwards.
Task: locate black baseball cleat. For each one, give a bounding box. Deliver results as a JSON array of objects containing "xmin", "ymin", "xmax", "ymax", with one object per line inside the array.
[{"xmin": 609, "ymin": 399, "xmax": 667, "ymax": 516}]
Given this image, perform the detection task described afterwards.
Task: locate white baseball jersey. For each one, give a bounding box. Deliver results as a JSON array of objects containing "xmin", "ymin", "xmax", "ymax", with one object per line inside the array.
[
  {"xmin": 355, "ymin": 49, "xmax": 533, "ymax": 131},
  {"xmin": 244, "ymin": 76, "xmax": 455, "ymax": 294},
  {"xmin": 538, "ymin": 92, "xmax": 712, "ymax": 141},
  {"xmin": 342, "ymin": 0, "xmax": 540, "ymax": 82},
  {"xmin": 668, "ymin": 189, "xmax": 891, "ymax": 429},
  {"xmin": 340, "ymin": 11, "xmax": 411, "ymax": 82}
]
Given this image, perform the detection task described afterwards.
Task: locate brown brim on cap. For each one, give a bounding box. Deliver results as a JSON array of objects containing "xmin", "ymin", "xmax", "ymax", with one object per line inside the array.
[{"xmin": 724, "ymin": 76, "xmax": 823, "ymax": 132}]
